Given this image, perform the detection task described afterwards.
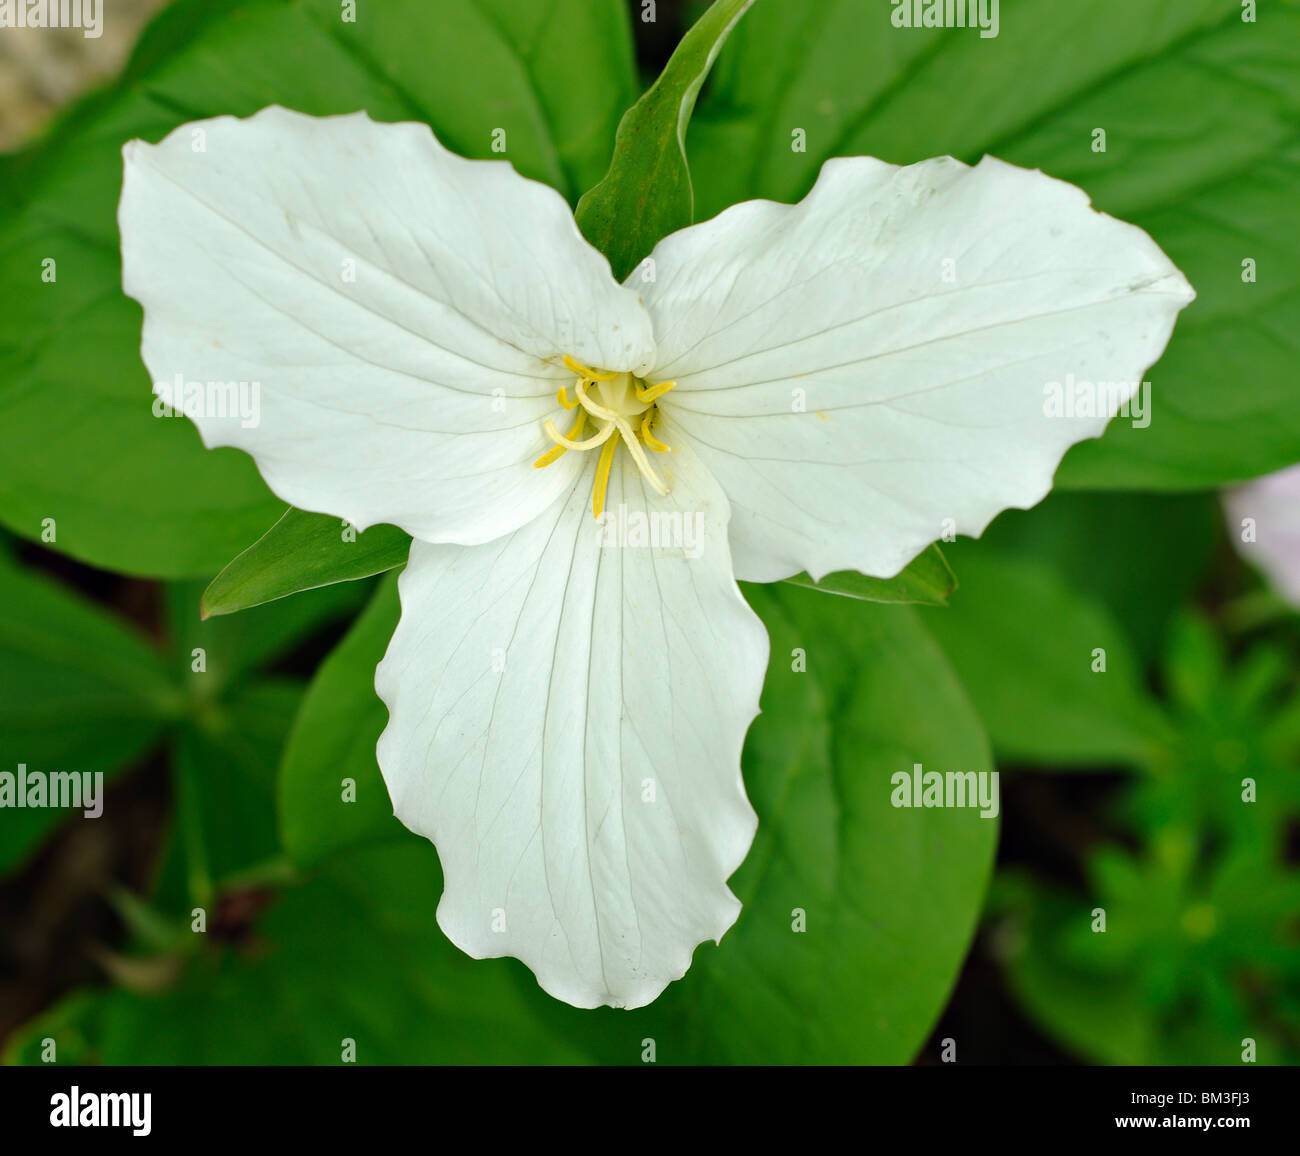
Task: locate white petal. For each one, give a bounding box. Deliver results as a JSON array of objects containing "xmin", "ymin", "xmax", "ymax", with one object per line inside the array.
[
  {"xmin": 120, "ymin": 106, "xmax": 655, "ymax": 546},
  {"xmin": 640, "ymin": 155, "xmax": 1196, "ymax": 582},
  {"xmin": 375, "ymin": 444, "xmax": 767, "ymax": 1008},
  {"xmin": 1223, "ymin": 464, "xmax": 1300, "ymax": 609}
]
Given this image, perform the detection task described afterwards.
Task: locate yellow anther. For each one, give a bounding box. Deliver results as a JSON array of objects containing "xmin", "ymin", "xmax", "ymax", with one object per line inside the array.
[
  {"xmin": 533, "ymin": 410, "xmax": 587, "ymax": 468},
  {"xmin": 635, "ymin": 379, "xmax": 676, "ymax": 404},
  {"xmin": 592, "ymin": 433, "xmax": 619, "ymax": 518},
  {"xmin": 641, "ymin": 412, "xmax": 670, "ymax": 453},
  {"xmin": 562, "ymin": 354, "xmax": 617, "ymax": 382},
  {"xmin": 556, "ymin": 385, "xmax": 579, "ymax": 410}
]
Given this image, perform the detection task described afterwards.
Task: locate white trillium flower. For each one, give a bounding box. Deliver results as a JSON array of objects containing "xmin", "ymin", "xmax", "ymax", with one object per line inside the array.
[
  {"xmin": 119, "ymin": 106, "xmax": 1194, "ymax": 1009},
  {"xmin": 1223, "ymin": 464, "xmax": 1300, "ymax": 609}
]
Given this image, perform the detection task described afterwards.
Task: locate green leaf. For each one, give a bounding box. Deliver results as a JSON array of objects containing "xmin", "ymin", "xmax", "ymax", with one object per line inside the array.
[
  {"xmin": 1055, "ymin": 153, "xmax": 1300, "ymax": 490},
  {"xmin": 0, "ymin": 556, "xmax": 175, "ymax": 873},
  {"xmin": 921, "ymin": 544, "xmax": 1171, "ymax": 770},
  {"xmin": 279, "ymin": 575, "xmax": 405, "ymax": 869},
  {"xmin": 6, "ymin": 841, "xmax": 589, "ymax": 1064},
  {"xmin": 674, "ymin": 585, "xmax": 999, "ymax": 1061},
  {"xmin": 201, "ymin": 509, "xmax": 410, "ymax": 619},
  {"xmin": 689, "ymin": 0, "xmax": 1300, "ymax": 489},
  {"xmin": 977, "ymin": 490, "xmax": 1219, "ymax": 663},
  {"xmin": 574, "ymin": 0, "xmax": 755, "ymax": 279},
  {"xmin": 1130, "ymin": 615, "xmax": 1300, "ymax": 851},
  {"xmin": 170, "ymin": 572, "xmax": 369, "ymax": 690},
  {"xmin": 1000, "ymin": 843, "xmax": 1300, "ymax": 1065},
  {"xmin": 175, "ymin": 679, "xmax": 305, "ymax": 888},
  {"xmin": 0, "ymin": 0, "xmax": 636, "ymax": 577},
  {"xmin": 784, "ymin": 543, "xmax": 956, "ymax": 606}
]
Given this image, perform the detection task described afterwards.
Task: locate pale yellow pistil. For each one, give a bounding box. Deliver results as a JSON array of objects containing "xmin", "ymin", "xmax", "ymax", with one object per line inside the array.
[{"xmin": 533, "ymin": 354, "xmax": 676, "ymax": 518}]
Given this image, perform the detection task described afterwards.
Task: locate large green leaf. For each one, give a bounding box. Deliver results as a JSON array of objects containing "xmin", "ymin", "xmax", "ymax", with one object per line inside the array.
[
  {"xmin": 278, "ymin": 575, "xmax": 995, "ymax": 1061},
  {"xmin": 666, "ymin": 585, "xmax": 999, "ymax": 1062},
  {"xmin": 921, "ymin": 543, "xmax": 1171, "ymax": 769},
  {"xmin": 0, "ymin": 0, "xmax": 636, "ymax": 577},
  {"xmin": 0, "ymin": 556, "xmax": 175, "ymax": 873},
  {"xmin": 689, "ymin": 0, "xmax": 1300, "ymax": 489},
  {"xmin": 278, "ymin": 575, "xmax": 405, "ymax": 868},
  {"xmin": 575, "ymin": 0, "xmax": 754, "ymax": 280},
  {"xmin": 20, "ymin": 581, "xmax": 996, "ymax": 1063}
]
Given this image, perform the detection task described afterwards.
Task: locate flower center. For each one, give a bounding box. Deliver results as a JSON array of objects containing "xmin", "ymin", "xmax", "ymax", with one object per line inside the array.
[{"xmin": 533, "ymin": 354, "xmax": 676, "ymax": 518}]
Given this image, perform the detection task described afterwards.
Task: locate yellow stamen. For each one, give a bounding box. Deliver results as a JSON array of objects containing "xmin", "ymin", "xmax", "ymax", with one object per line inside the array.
[
  {"xmin": 641, "ymin": 411, "xmax": 670, "ymax": 453},
  {"xmin": 592, "ymin": 433, "xmax": 619, "ymax": 518},
  {"xmin": 635, "ymin": 379, "xmax": 676, "ymax": 404},
  {"xmin": 562, "ymin": 354, "xmax": 617, "ymax": 382},
  {"xmin": 538, "ymin": 355, "xmax": 676, "ymax": 517},
  {"xmin": 542, "ymin": 417, "xmax": 615, "ymax": 451},
  {"xmin": 615, "ymin": 421, "xmax": 669, "ymax": 496},
  {"xmin": 532, "ymin": 409, "xmax": 587, "ymax": 468},
  {"xmin": 574, "ymin": 379, "xmax": 618, "ymax": 421}
]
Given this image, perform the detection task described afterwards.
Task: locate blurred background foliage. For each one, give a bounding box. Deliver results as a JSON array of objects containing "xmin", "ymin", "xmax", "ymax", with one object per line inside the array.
[{"xmin": 0, "ymin": 0, "xmax": 1296, "ymax": 1064}]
